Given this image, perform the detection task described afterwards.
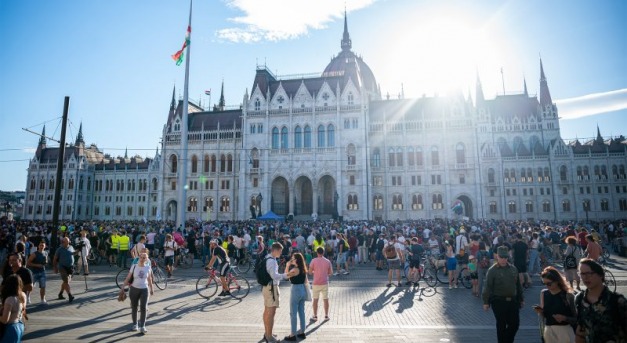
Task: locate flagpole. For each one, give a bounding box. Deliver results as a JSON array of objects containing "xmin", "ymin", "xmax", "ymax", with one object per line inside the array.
[{"xmin": 177, "ymin": 0, "xmax": 192, "ymax": 230}]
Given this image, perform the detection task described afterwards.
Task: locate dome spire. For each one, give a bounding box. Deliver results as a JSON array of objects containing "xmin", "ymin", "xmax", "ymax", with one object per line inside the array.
[
  {"xmin": 539, "ymin": 58, "xmax": 553, "ymax": 106},
  {"xmin": 341, "ymin": 9, "xmax": 352, "ymax": 51}
]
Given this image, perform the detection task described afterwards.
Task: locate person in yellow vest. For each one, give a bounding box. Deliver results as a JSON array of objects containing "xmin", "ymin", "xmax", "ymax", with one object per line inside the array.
[
  {"xmin": 109, "ymin": 230, "xmax": 119, "ymax": 267},
  {"xmin": 117, "ymin": 231, "xmax": 130, "ymax": 268}
]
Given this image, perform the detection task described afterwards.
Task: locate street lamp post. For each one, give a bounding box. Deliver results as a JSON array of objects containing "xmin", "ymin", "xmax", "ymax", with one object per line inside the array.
[{"xmin": 257, "ymin": 193, "xmax": 263, "ymax": 218}]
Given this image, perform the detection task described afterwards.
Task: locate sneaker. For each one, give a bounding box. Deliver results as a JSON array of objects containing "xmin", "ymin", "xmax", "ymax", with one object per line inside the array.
[
  {"xmin": 218, "ymin": 291, "xmax": 226, "ymax": 296},
  {"xmin": 449, "ymin": 285, "xmax": 453, "ymax": 290},
  {"xmin": 41, "ymin": 299, "xmax": 48, "ymax": 305},
  {"xmin": 131, "ymin": 324, "xmax": 138, "ymax": 331},
  {"xmin": 386, "ymin": 283, "xmax": 392, "ymax": 287},
  {"xmin": 342, "ymin": 270, "xmax": 349, "ymax": 275},
  {"xmin": 27, "ymin": 297, "xmax": 31, "ymax": 305},
  {"xmin": 140, "ymin": 327, "xmax": 148, "ymax": 334},
  {"xmin": 68, "ymin": 295, "xmax": 75, "ymax": 303},
  {"xmin": 453, "ymin": 283, "xmax": 458, "ymax": 289},
  {"xmin": 333, "ymin": 272, "xmax": 339, "ymax": 276},
  {"xmin": 405, "ymin": 281, "xmax": 412, "ymax": 286}
]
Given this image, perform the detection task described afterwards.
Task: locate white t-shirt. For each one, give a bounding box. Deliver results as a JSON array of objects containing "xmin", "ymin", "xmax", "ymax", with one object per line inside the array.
[
  {"xmin": 423, "ymin": 228, "xmax": 431, "ymax": 239},
  {"xmin": 130, "ymin": 264, "xmax": 152, "ymax": 289},
  {"xmin": 243, "ymin": 233, "xmax": 251, "ymax": 247},
  {"xmin": 163, "ymin": 240, "xmax": 177, "ymax": 257},
  {"xmin": 146, "ymin": 232, "xmax": 156, "ymax": 245}
]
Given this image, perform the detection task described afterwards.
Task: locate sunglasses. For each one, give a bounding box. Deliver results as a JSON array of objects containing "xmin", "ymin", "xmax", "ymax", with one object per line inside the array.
[{"xmin": 543, "ymin": 281, "xmax": 554, "ymax": 287}]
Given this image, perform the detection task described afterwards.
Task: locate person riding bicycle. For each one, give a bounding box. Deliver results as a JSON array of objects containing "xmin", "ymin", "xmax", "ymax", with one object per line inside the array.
[{"xmin": 205, "ymin": 239, "xmax": 231, "ymax": 296}]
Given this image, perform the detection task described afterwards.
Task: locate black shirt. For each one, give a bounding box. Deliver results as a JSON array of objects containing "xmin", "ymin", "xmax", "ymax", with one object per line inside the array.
[
  {"xmin": 512, "ymin": 241, "xmax": 528, "ymax": 264},
  {"xmin": 288, "ymin": 265, "xmax": 305, "ymax": 285},
  {"xmin": 2, "ymin": 267, "xmax": 33, "ymax": 287}
]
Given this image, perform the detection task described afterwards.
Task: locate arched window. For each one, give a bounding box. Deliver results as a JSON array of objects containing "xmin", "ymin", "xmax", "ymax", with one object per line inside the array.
[
  {"xmin": 317, "ymin": 125, "xmax": 325, "ymax": 147},
  {"xmin": 416, "ymin": 147, "xmax": 423, "ymax": 166},
  {"xmin": 347, "ymin": 194, "xmax": 359, "ymax": 210},
  {"xmin": 372, "ymin": 148, "xmax": 381, "ymax": 167},
  {"xmin": 504, "ymin": 169, "xmax": 510, "ymax": 183},
  {"xmin": 412, "ymin": 194, "xmax": 423, "ymax": 210},
  {"xmin": 431, "ymin": 146, "xmax": 439, "ymax": 166},
  {"xmin": 68, "ymin": 177, "xmax": 74, "ymax": 190},
  {"xmin": 281, "ymin": 127, "xmax": 288, "ymax": 149},
  {"xmin": 220, "ymin": 196, "xmax": 230, "ymax": 212},
  {"xmin": 227, "ymin": 154, "xmax": 233, "ymax": 172},
  {"xmin": 203, "ymin": 154, "xmax": 210, "ymax": 173},
  {"xmin": 304, "ymin": 125, "xmax": 312, "ymax": 148},
  {"xmin": 87, "ymin": 177, "xmax": 91, "ymax": 191},
  {"xmin": 396, "ymin": 148, "xmax": 403, "ymax": 167},
  {"xmin": 187, "ymin": 197, "xmax": 197, "ymax": 212},
  {"xmin": 542, "ymin": 200, "xmax": 551, "ymax": 212},
  {"xmin": 347, "ymin": 92, "xmax": 354, "ymax": 105},
  {"xmin": 388, "ymin": 148, "xmax": 395, "ymax": 167},
  {"xmin": 272, "ymin": 127, "xmax": 280, "ymax": 149},
  {"xmin": 489, "ymin": 202, "xmax": 497, "ymax": 214},
  {"xmin": 601, "ymin": 165, "xmax": 607, "ymax": 179},
  {"xmin": 407, "ymin": 147, "xmax": 415, "ymax": 166},
  {"xmin": 294, "ymin": 126, "xmax": 302, "ymax": 149},
  {"xmin": 432, "ymin": 194, "xmax": 443, "ymax": 210},
  {"xmin": 78, "ymin": 176, "xmax": 84, "ymax": 190},
  {"xmin": 211, "ymin": 155, "xmax": 217, "ymax": 173},
  {"xmin": 562, "ymin": 200, "xmax": 571, "ymax": 212},
  {"xmin": 347, "ymin": 144, "xmax": 356, "ymax": 165},
  {"xmin": 527, "ymin": 168, "xmax": 533, "ymax": 182},
  {"xmin": 521, "ymin": 168, "xmax": 527, "ymax": 183},
  {"xmin": 600, "ymin": 199, "xmax": 609, "ymax": 211},
  {"xmin": 544, "ymin": 167, "xmax": 550, "ymax": 181},
  {"xmin": 560, "ymin": 165, "xmax": 568, "ymax": 181},
  {"xmin": 488, "ymin": 168, "xmax": 495, "ymax": 183},
  {"xmin": 254, "ymin": 98, "xmax": 261, "ymax": 111},
  {"xmin": 525, "ymin": 200, "xmax": 533, "ymax": 212},
  {"xmin": 327, "ymin": 124, "xmax": 335, "ymax": 147},
  {"xmin": 204, "ymin": 197, "xmax": 213, "ymax": 212},
  {"xmin": 191, "ymin": 155, "xmax": 198, "ymax": 173},
  {"xmin": 170, "ymin": 155, "xmax": 177, "ymax": 173},
  {"xmin": 456, "ymin": 143, "xmax": 465, "ymax": 164},
  {"xmin": 392, "ymin": 194, "xmax": 403, "ymax": 210},
  {"xmin": 508, "ymin": 201, "xmax": 517, "ymax": 213},
  {"xmin": 373, "ymin": 195, "xmax": 383, "ymax": 210}
]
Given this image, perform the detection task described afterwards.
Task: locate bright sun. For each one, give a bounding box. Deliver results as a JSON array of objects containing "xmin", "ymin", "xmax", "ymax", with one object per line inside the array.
[{"xmin": 380, "ymin": 12, "xmax": 505, "ymax": 98}]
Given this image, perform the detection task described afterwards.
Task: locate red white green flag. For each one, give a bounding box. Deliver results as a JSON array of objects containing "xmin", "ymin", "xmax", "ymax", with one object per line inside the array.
[{"xmin": 172, "ymin": 25, "xmax": 191, "ymax": 66}]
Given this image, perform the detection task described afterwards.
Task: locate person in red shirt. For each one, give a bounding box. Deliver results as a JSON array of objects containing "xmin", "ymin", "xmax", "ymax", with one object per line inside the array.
[{"xmin": 577, "ymin": 228, "xmax": 588, "ymax": 251}]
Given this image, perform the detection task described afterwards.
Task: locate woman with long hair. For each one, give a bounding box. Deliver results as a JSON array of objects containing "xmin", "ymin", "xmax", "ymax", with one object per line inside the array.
[
  {"xmin": 283, "ymin": 252, "xmax": 308, "ymax": 341},
  {"xmin": 534, "ymin": 266, "xmax": 576, "ymax": 343},
  {"xmin": 0, "ymin": 274, "xmax": 26, "ymax": 342},
  {"xmin": 122, "ymin": 252, "xmax": 154, "ymax": 334}
]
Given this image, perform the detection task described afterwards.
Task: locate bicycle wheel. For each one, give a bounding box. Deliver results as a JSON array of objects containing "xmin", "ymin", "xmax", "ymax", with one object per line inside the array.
[
  {"xmin": 436, "ymin": 266, "xmax": 449, "ymax": 285},
  {"xmin": 423, "ymin": 267, "xmax": 438, "ymax": 287},
  {"xmin": 604, "ymin": 269, "xmax": 616, "ymax": 293},
  {"xmin": 459, "ymin": 268, "xmax": 472, "ymax": 289},
  {"xmin": 237, "ymin": 258, "xmax": 252, "ymax": 274},
  {"xmin": 116, "ymin": 268, "xmax": 130, "ymax": 290},
  {"xmin": 196, "ymin": 275, "xmax": 219, "ymax": 299},
  {"xmin": 228, "ymin": 275, "xmax": 250, "ymax": 299},
  {"xmin": 179, "ymin": 254, "xmax": 193, "ymax": 269},
  {"xmin": 152, "ymin": 266, "xmax": 168, "ymax": 290},
  {"xmin": 420, "ymin": 287, "xmax": 436, "ymax": 297}
]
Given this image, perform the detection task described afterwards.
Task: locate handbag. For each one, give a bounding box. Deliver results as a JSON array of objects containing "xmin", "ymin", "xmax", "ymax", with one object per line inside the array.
[
  {"xmin": 304, "ymin": 276, "xmax": 312, "ymax": 302},
  {"xmin": 117, "ymin": 289, "xmax": 127, "ymax": 302}
]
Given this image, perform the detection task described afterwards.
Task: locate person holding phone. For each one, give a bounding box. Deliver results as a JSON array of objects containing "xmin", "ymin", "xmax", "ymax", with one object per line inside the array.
[{"xmin": 533, "ymin": 266, "xmax": 576, "ymax": 343}]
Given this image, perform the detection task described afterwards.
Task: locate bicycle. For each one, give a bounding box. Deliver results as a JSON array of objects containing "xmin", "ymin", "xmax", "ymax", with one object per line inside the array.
[
  {"xmin": 176, "ymin": 248, "xmax": 194, "ymax": 269},
  {"xmin": 234, "ymin": 250, "xmax": 253, "ymax": 274},
  {"xmin": 416, "ymin": 285, "xmax": 437, "ymax": 301},
  {"xmin": 116, "ymin": 259, "xmax": 168, "ymax": 291},
  {"xmin": 598, "ymin": 259, "xmax": 617, "ymax": 293},
  {"xmin": 404, "ymin": 257, "xmax": 438, "ymax": 287},
  {"xmin": 196, "ymin": 267, "xmax": 250, "ymax": 300},
  {"xmin": 87, "ymin": 249, "xmax": 104, "ymax": 266}
]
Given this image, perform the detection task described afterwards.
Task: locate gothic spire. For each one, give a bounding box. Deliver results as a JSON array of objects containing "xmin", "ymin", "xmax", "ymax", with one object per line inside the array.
[
  {"xmin": 218, "ymin": 79, "xmax": 225, "ymax": 110},
  {"xmin": 539, "ymin": 58, "xmax": 553, "ymax": 106},
  {"xmin": 596, "ymin": 125, "xmax": 603, "ymax": 142},
  {"xmin": 38, "ymin": 125, "xmax": 46, "ymax": 146},
  {"xmin": 341, "ymin": 10, "xmax": 352, "ymax": 52},
  {"xmin": 170, "ymin": 84, "xmax": 176, "ymax": 110},
  {"xmin": 475, "ymin": 72, "xmax": 485, "ymax": 106},
  {"xmin": 75, "ymin": 122, "xmax": 84, "ymax": 146},
  {"xmin": 523, "ymin": 78, "xmax": 528, "ymax": 97},
  {"xmin": 124, "ymin": 147, "xmax": 128, "ymax": 159}
]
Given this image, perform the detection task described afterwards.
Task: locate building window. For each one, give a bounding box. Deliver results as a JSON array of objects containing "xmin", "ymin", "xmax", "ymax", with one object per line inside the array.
[
  {"xmin": 431, "ymin": 147, "xmax": 439, "ymax": 166},
  {"xmin": 188, "ymin": 197, "xmax": 197, "ymax": 212},
  {"xmin": 542, "ymin": 200, "xmax": 551, "ymax": 212},
  {"xmin": 373, "ymin": 176, "xmax": 383, "ymax": 186},
  {"xmin": 489, "ymin": 202, "xmax": 497, "ymax": 214},
  {"xmin": 347, "ymin": 92, "xmax": 354, "ymax": 105},
  {"xmin": 525, "ymin": 201, "xmax": 533, "ymax": 213},
  {"xmin": 432, "ymin": 194, "xmax": 443, "ymax": 210},
  {"xmin": 373, "ymin": 195, "xmax": 383, "ymax": 210},
  {"xmin": 349, "ymin": 175, "xmax": 355, "ymax": 185},
  {"xmin": 488, "ymin": 168, "xmax": 495, "ymax": 183},
  {"xmin": 347, "ymin": 194, "xmax": 359, "ymax": 210},
  {"xmin": 170, "ymin": 155, "xmax": 178, "ymax": 173},
  {"xmin": 412, "ymin": 194, "xmax": 423, "ymax": 210},
  {"xmin": 294, "ymin": 126, "xmax": 302, "ymax": 149},
  {"xmin": 600, "ymin": 199, "xmax": 609, "ymax": 211},
  {"xmin": 254, "ymin": 98, "xmax": 261, "ymax": 111},
  {"xmin": 372, "ymin": 148, "xmax": 381, "ymax": 168},
  {"xmin": 411, "ymin": 175, "xmax": 422, "ymax": 186},
  {"xmin": 562, "ymin": 200, "xmax": 571, "ymax": 212},
  {"xmin": 560, "ymin": 165, "xmax": 568, "ymax": 181},
  {"xmin": 303, "ymin": 125, "xmax": 311, "ymax": 148},
  {"xmin": 508, "ymin": 201, "xmax": 516, "ymax": 213},
  {"xmin": 456, "ymin": 143, "xmax": 465, "ymax": 164},
  {"xmin": 272, "ymin": 127, "xmax": 279, "ymax": 149},
  {"xmin": 459, "ymin": 174, "xmax": 465, "ymax": 184},
  {"xmin": 281, "ymin": 127, "xmax": 288, "ymax": 149},
  {"xmin": 396, "ymin": 148, "xmax": 403, "ymax": 167},
  {"xmin": 220, "ymin": 197, "xmax": 230, "ymax": 212},
  {"xmin": 416, "ymin": 148, "xmax": 423, "ymax": 167},
  {"xmin": 388, "ymin": 148, "xmax": 396, "ymax": 167},
  {"xmin": 327, "ymin": 124, "xmax": 335, "ymax": 147},
  {"xmin": 317, "ymin": 125, "xmax": 326, "ymax": 147},
  {"xmin": 619, "ymin": 199, "xmax": 627, "ymax": 211},
  {"xmin": 392, "ymin": 194, "xmax": 403, "ymax": 210}
]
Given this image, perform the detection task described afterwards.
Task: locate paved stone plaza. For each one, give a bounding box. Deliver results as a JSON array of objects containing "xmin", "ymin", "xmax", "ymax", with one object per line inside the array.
[{"xmin": 23, "ymin": 256, "xmax": 626, "ymax": 343}]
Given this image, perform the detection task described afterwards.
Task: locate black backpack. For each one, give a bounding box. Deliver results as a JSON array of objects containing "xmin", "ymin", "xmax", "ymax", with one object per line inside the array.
[
  {"xmin": 563, "ymin": 247, "xmax": 578, "ymax": 270},
  {"xmin": 255, "ymin": 256, "xmax": 273, "ymax": 286}
]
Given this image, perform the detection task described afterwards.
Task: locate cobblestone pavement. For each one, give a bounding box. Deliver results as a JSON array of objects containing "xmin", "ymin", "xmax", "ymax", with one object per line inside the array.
[{"xmin": 23, "ymin": 255, "xmax": 627, "ymax": 343}]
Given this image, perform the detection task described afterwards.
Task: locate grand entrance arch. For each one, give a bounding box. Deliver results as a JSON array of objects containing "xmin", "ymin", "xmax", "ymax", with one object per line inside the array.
[
  {"xmin": 294, "ymin": 176, "xmax": 313, "ymax": 216},
  {"xmin": 456, "ymin": 195, "xmax": 473, "ymax": 219},
  {"xmin": 166, "ymin": 200, "xmax": 177, "ymax": 222},
  {"xmin": 271, "ymin": 177, "xmax": 289, "ymax": 216},
  {"xmin": 317, "ymin": 175, "xmax": 336, "ymax": 216}
]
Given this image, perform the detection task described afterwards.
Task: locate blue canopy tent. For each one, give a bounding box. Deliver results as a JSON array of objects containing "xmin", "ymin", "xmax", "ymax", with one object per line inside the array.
[{"xmin": 257, "ymin": 211, "xmax": 284, "ymax": 220}]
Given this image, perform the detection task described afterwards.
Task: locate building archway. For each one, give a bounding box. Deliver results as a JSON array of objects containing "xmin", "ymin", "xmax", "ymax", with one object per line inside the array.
[
  {"xmin": 317, "ymin": 175, "xmax": 336, "ymax": 216},
  {"xmin": 166, "ymin": 200, "xmax": 177, "ymax": 222},
  {"xmin": 456, "ymin": 195, "xmax": 473, "ymax": 219},
  {"xmin": 294, "ymin": 176, "xmax": 313, "ymax": 216},
  {"xmin": 271, "ymin": 177, "xmax": 289, "ymax": 215}
]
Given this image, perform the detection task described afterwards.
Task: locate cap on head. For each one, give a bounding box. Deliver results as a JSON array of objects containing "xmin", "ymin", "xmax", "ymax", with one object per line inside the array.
[{"xmin": 210, "ymin": 239, "xmax": 218, "ymax": 245}]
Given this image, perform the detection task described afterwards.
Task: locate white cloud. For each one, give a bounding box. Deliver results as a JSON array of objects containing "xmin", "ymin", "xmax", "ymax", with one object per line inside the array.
[
  {"xmin": 556, "ymin": 88, "xmax": 627, "ymax": 120},
  {"xmin": 217, "ymin": 0, "xmax": 377, "ymax": 43}
]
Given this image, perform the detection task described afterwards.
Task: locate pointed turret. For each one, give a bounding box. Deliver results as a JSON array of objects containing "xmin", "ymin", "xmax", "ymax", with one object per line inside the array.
[
  {"xmin": 219, "ymin": 80, "xmax": 225, "ymax": 109},
  {"xmin": 596, "ymin": 125, "xmax": 603, "ymax": 142},
  {"xmin": 341, "ymin": 10, "xmax": 352, "ymax": 52},
  {"xmin": 523, "ymin": 78, "xmax": 529, "ymax": 97},
  {"xmin": 475, "ymin": 72, "xmax": 485, "ymax": 106},
  {"xmin": 539, "ymin": 58, "xmax": 553, "ymax": 106},
  {"xmin": 38, "ymin": 125, "xmax": 47, "ymax": 147},
  {"xmin": 75, "ymin": 122, "xmax": 84, "ymax": 146},
  {"xmin": 170, "ymin": 85, "xmax": 176, "ymax": 110},
  {"xmin": 124, "ymin": 147, "xmax": 128, "ymax": 159}
]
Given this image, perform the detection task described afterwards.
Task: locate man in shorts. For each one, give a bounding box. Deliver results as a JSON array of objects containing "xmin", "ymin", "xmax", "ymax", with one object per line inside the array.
[
  {"xmin": 205, "ymin": 239, "xmax": 231, "ymax": 296},
  {"xmin": 53, "ymin": 237, "xmax": 75, "ymax": 303},
  {"xmin": 309, "ymin": 247, "xmax": 333, "ymax": 322},
  {"xmin": 385, "ymin": 236, "xmax": 403, "ymax": 287},
  {"xmin": 163, "ymin": 234, "xmax": 177, "ymax": 277},
  {"xmin": 262, "ymin": 242, "xmax": 288, "ymax": 343}
]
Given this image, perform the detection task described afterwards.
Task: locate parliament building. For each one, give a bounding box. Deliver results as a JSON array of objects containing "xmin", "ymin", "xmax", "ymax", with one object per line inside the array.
[{"xmin": 22, "ymin": 15, "xmax": 627, "ymax": 223}]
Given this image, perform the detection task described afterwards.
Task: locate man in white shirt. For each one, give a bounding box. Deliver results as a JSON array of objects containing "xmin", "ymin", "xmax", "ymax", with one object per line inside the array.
[
  {"xmin": 262, "ymin": 243, "xmax": 288, "ymax": 343},
  {"xmin": 423, "ymin": 227, "xmax": 432, "ymax": 240},
  {"xmin": 455, "ymin": 229, "xmax": 469, "ymax": 254}
]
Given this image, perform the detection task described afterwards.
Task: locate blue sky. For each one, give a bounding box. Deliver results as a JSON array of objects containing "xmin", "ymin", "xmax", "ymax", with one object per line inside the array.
[{"xmin": 1, "ymin": 0, "xmax": 626, "ymax": 192}]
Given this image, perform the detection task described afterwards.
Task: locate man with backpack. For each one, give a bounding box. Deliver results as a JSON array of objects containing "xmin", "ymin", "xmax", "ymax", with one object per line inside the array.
[
  {"xmin": 385, "ymin": 236, "xmax": 403, "ymax": 287},
  {"xmin": 258, "ymin": 242, "xmax": 288, "ymax": 343}
]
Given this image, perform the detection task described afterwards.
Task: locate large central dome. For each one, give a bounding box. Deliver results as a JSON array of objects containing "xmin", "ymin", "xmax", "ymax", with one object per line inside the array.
[{"xmin": 322, "ymin": 13, "xmax": 379, "ymax": 96}]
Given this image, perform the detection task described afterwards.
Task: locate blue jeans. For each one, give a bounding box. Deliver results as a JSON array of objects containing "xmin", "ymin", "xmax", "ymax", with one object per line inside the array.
[
  {"xmin": 290, "ymin": 284, "xmax": 307, "ymax": 335},
  {"xmin": 528, "ymin": 249, "xmax": 539, "ymax": 275},
  {"xmin": 202, "ymin": 246, "xmax": 211, "ymax": 265}
]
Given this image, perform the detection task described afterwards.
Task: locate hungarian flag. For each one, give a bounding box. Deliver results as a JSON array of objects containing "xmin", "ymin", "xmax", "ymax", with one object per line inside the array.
[
  {"xmin": 205, "ymin": 90, "xmax": 211, "ymax": 95},
  {"xmin": 172, "ymin": 25, "xmax": 191, "ymax": 66}
]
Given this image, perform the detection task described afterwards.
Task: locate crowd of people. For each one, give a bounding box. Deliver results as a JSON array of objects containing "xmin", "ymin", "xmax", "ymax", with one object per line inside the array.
[{"xmin": 0, "ymin": 216, "xmax": 625, "ymax": 342}]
